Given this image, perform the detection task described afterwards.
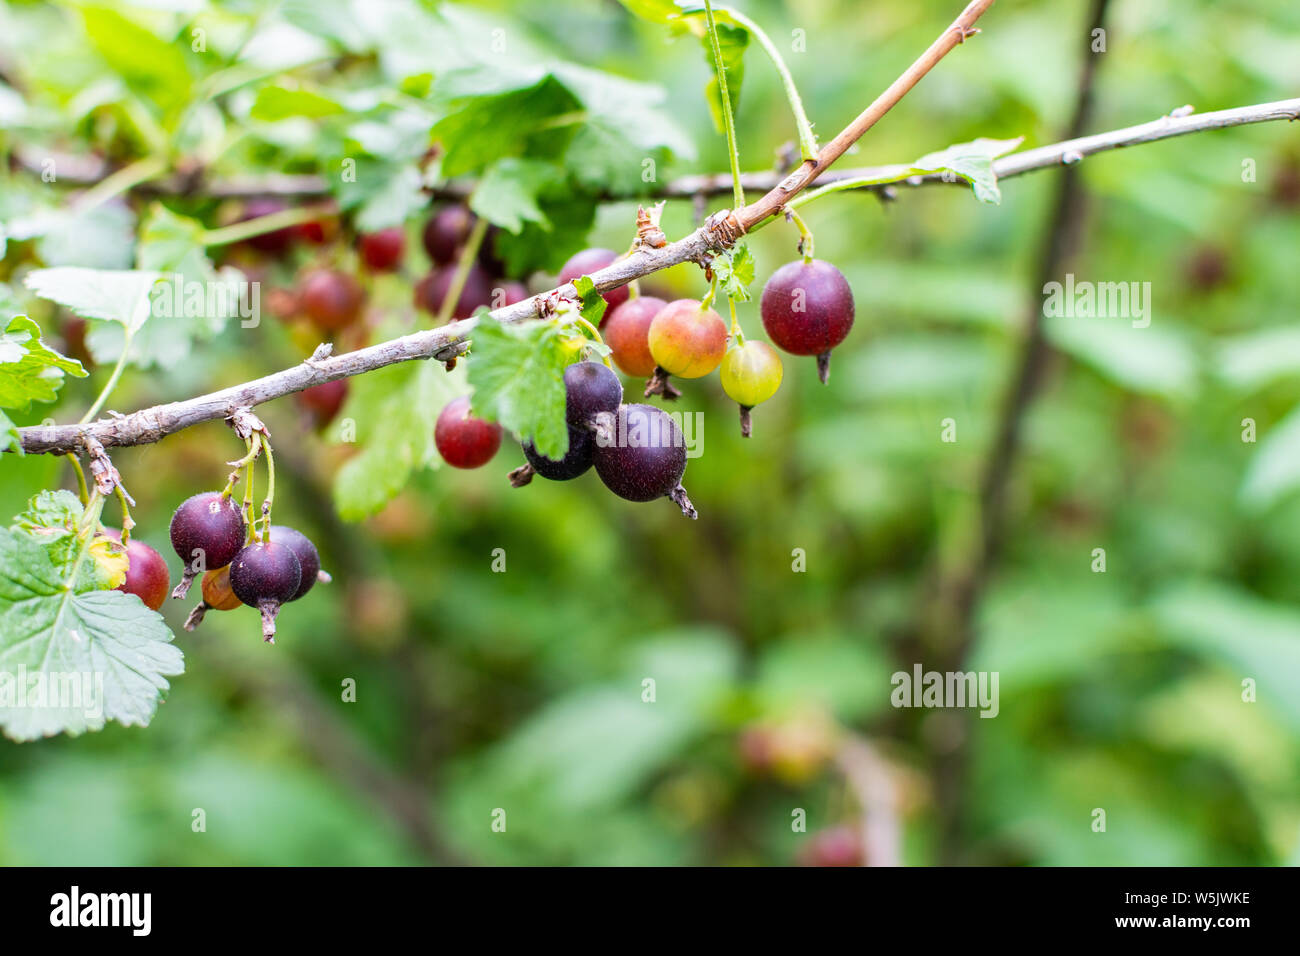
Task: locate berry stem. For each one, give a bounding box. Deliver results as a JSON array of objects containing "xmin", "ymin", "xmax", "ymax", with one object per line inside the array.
[
  {"xmin": 727, "ymin": 297, "xmax": 744, "ymax": 343},
  {"xmin": 785, "ymin": 207, "xmax": 815, "ymax": 261},
  {"xmin": 435, "ymin": 217, "xmax": 489, "ymax": 326},
  {"xmin": 64, "ymin": 492, "xmax": 104, "ymax": 592},
  {"xmin": 723, "ymin": 7, "xmax": 820, "ymax": 162},
  {"xmin": 115, "ymin": 484, "xmax": 135, "ymax": 543},
  {"xmin": 78, "ymin": 331, "xmax": 134, "ymax": 424},
  {"xmin": 703, "ymin": 0, "xmax": 745, "ymax": 210},
  {"xmin": 200, "ymin": 202, "xmax": 336, "ymax": 247},
  {"xmin": 73, "ymin": 156, "xmax": 166, "ymax": 215},
  {"xmin": 64, "ymin": 453, "xmax": 89, "ymax": 505},
  {"xmin": 260, "ymin": 439, "xmax": 276, "ymax": 542}
]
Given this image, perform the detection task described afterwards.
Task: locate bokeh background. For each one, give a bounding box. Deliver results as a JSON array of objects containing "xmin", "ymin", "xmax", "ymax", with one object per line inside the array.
[{"xmin": 2, "ymin": 0, "xmax": 1299, "ymax": 865}]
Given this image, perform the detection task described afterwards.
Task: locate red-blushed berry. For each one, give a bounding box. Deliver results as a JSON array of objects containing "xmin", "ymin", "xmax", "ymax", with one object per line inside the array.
[
  {"xmin": 603, "ymin": 296, "xmax": 664, "ymax": 377},
  {"xmin": 760, "ymin": 258, "xmax": 855, "ymax": 383},
  {"xmin": 295, "ymin": 217, "xmax": 337, "ymax": 245},
  {"xmin": 359, "ymin": 227, "xmax": 406, "ymax": 271},
  {"xmin": 267, "ymin": 525, "xmax": 322, "ymax": 601},
  {"xmin": 295, "ymin": 379, "xmax": 349, "ymax": 429},
  {"xmin": 719, "ymin": 340, "xmax": 783, "ymax": 436},
  {"xmin": 300, "ymin": 268, "xmax": 365, "ymax": 332},
  {"xmin": 592, "ymin": 403, "xmax": 696, "ymax": 518},
  {"xmin": 229, "ymin": 541, "xmax": 302, "ymax": 643},
  {"xmin": 102, "ymin": 529, "xmax": 169, "ymax": 611},
  {"xmin": 422, "ymin": 206, "xmax": 475, "ymax": 264},
  {"xmin": 414, "ymin": 264, "xmax": 494, "ymax": 320},
  {"xmin": 169, "ymin": 492, "xmax": 247, "ymax": 599},
  {"xmin": 558, "ymin": 248, "xmax": 629, "ymax": 315},
  {"xmin": 798, "ymin": 825, "xmax": 865, "ymax": 867},
  {"xmin": 646, "ymin": 299, "xmax": 727, "ymax": 400},
  {"xmin": 435, "ymin": 395, "xmax": 502, "ymax": 469}
]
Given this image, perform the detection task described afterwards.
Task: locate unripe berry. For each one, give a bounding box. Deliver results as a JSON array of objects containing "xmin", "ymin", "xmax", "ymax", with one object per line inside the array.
[
  {"xmin": 201, "ymin": 565, "xmax": 242, "ymax": 611},
  {"xmin": 648, "ymin": 299, "xmax": 727, "ymax": 379},
  {"xmin": 169, "ymin": 492, "xmax": 246, "ymax": 599},
  {"xmin": 358, "ymin": 227, "xmax": 406, "ymax": 271},
  {"xmin": 435, "ymin": 395, "xmax": 502, "ymax": 468},
  {"xmin": 603, "ymin": 296, "xmax": 665, "ymax": 377},
  {"xmin": 720, "ymin": 340, "xmax": 783, "ymax": 436},
  {"xmin": 229, "ymin": 541, "xmax": 302, "ymax": 643},
  {"xmin": 760, "ymin": 259, "xmax": 855, "ymax": 383},
  {"xmin": 558, "ymin": 248, "xmax": 629, "ymax": 315},
  {"xmin": 300, "ymin": 268, "xmax": 365, "ymax": 332}
]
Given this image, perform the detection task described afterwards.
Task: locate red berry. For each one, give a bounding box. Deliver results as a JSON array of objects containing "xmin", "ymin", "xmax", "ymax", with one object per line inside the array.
[
  {"xmin": 414, "ymin": 264, "xmax": 494, "ymax": 320},
  {"xmin": 296, "ymin": 379, "xmax": 348, "ymax": 429},
  {"xmin": 604, "ymin": 297, "xmax": 665, "ymax": 377},
  {"xmin": 760, "ymin": 259, "xmax": 855, "ymax": 382},
  {"xmin": 648, "ymin": 299, "xmax": 727, "ymax": 378},
  {"xmin": 102, "ymin": 529, "xmax": 170, "ymax": 611},
  {"xmin": 301, "ymin": 268, "xmax": 365, "ymax": 332},
  {"xmin": 422, "ymin": 207, "xmax": 475, "ymax": 264},
  {"xmin": 558, "ymin": 248, "xmax": 629, "ymax": 315},
  {"xmin": 169, "ymin": 492, "xmax": 247, "ymax": 599},
  {"xmin": 359, "ymin": 227, "xmax": 406, "ymax": 271},
  {"xmin": 435, "ymin": 395, "xmax": 502, "ymax": 469},
  {"xmin": 229, "ymin": 541, "xmax": 302, "ymax": 643},
  {"xmin": 295, "ymin": 217, "xmax": 337, "ymax": 244}
]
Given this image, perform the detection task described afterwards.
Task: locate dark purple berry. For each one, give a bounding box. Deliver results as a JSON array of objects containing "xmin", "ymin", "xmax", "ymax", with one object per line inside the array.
[
  {"xmin": 267, "ymin": 525, "xmax": 322, "ymax": 602},
  {"xmin": 564, "ymin": 361, "xmax": 622, "ymax": 428},
  {"xmin": 229, "ymin": 541, "xmax": 302, "ymax": 643},
  {"xmin": 422, "ymin": 207, "xmax": 475, "ymax": 265},
  {"xmin": 522, "ymin": 426, "xmax": 594, "ymax": 482},
  {"xmin": 414, "ymin": 264, "xmax": 494, "ymax": 320},
  {"xmin": 593, "ymin": 403, "xmax": 695, "ymax": 518},
  {"xmin": 169, "ymin": 492, "xmax": 246, "ymax": 599}
]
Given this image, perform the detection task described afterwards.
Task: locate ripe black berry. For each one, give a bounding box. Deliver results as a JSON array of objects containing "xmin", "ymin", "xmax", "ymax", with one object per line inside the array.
[
  {"xmin": 229, "ymin": 541, "xmax": 302, "ymax": 643},
  {"xmin": 760, "ymin": 259, "xmax": 855, "ymax": 383},
  {"xmin": 593, "ymin": 403, "xmax": 696, "ymax": 518},
  {"xmin": 268, "ymin": 525, "xmax": 322, "ymax": 601},
  {"xmin": 169, "ymin": 492, "xmax": 246, "ymax": 599},
  {"xmin": 414, "ymin": 264, "xmax": 494, "ymax": 320},
  {"xmin": 564, "ymin": 361, "xmax": 623, "ymax": 428},
  {"xmin": 517, "ymin": 426, "xmax": 595, "ymax": 484}
]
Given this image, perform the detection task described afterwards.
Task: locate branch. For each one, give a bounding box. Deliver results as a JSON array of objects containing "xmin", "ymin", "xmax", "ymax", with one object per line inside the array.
[{"xmin": 17, "ymin": 0, "xmax": 998, "ymax": 456}]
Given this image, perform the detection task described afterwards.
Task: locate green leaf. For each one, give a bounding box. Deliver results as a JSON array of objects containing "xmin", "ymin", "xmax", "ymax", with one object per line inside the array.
[
  {"xmin": 467, "ymin": 318, "xmax": 573, "ymax": 460},
  {"xmin": 493, "ymin": 194, "xmax": 599, "ymax": 282},
  {"xmin": 1046, "ymin": 314, "xmax": 1198, "ymax": 399},
  {"xmin": 81, "ymin": 6, "xmax": 192, "ymax": 118},
  {"xmin": 911, "ymin": 137, "xmax": 1024, "ymax": 204},
  {"xmin": 469, "ymin": 159, "xmax": 563, "ymax": 233},
  {"xmin": 0, "ymin": 409, "xmax": 19, "ymax": 455},
  {"xmin": 0, "ymin": 526, "xmax": 184, "ymax": 742},
  {"xmin": 334, "ymin": 160, "xmax": 427, "ymax": 233},
  {"xmin": 35, "ymin": 202, "xmax": 136, "ymax": 270},
  {"xmin": 1215, "ymin": 325, "xmax": 1300, "ymax": 391},
  {"xmin": 713, "ymin": 243, "xmax": 755, "ymax": 302},
  {"xmin": 332, "ymin": 361, "xmax": 454, "ymax": 521},
  {"xmin": 570, "ymin": 275, "xmax": 608, "ymax": 329},
  {"xmin": 10, "ymin": 490, "xmax": 118, "ymax": 590},
  {"xmin": 23, "ymin": 267, "xmax": 163, "ymax": 336},
  {"xmin": 0, "ymin": 316, "xmax": 88, "ymax": 411},
  {"xmin": 1240, "ymin": 403, "xmax": 1300, "ymax": 511},
  {"xmin": 250, "ymin": 84, "xmax": 345, "ymax": 121},
  {"xmin": 698, "ymin": 19, "xmax": 747, "ymax": 135}
]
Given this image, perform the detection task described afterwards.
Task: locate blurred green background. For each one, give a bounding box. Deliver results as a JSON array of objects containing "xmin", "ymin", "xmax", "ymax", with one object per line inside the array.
[{"xmin": 1, "ymin": 0, "xmax": 1299, "ymax": 865}]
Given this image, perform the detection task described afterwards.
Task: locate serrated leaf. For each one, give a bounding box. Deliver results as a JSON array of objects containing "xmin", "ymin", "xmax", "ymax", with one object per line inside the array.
[
  {"xmin": 467, "ymin": 319, "xmax": 573, "ymax": 460},
  {"xmin": 0, "ymin": 526, "xmax": 184, "ymax": 742},
  {"xmin": 332, "ymin": 361, "xmax": 453, "ymax": 521},
  {"xmin": 12, "ymin": 490, "xmax": 118, "ymax": 590},
  {"xmin": 911, "ymin": 137, "xmax": 1023, "ymax": 204},
  {"xmin": 470, "ymin": 159, "xmax": 563, "ymax": 233},
  {"xmin": 24, "ymin": 267, "xmax": 163, "ymax": 336},
  {"xmin": 570, "ymin": 275, "xmax": 609, "ymax": 329},
  {"xmin": 0, "ymin": 316, "xmax": 88, "ymax": 411},
  {"xmin": 81, "ymin": 5, "xmax": 192, "ymax": 118},
  {"xmin": 713, "ymin": 243, "xmax": 755, "ymax": 302}
]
